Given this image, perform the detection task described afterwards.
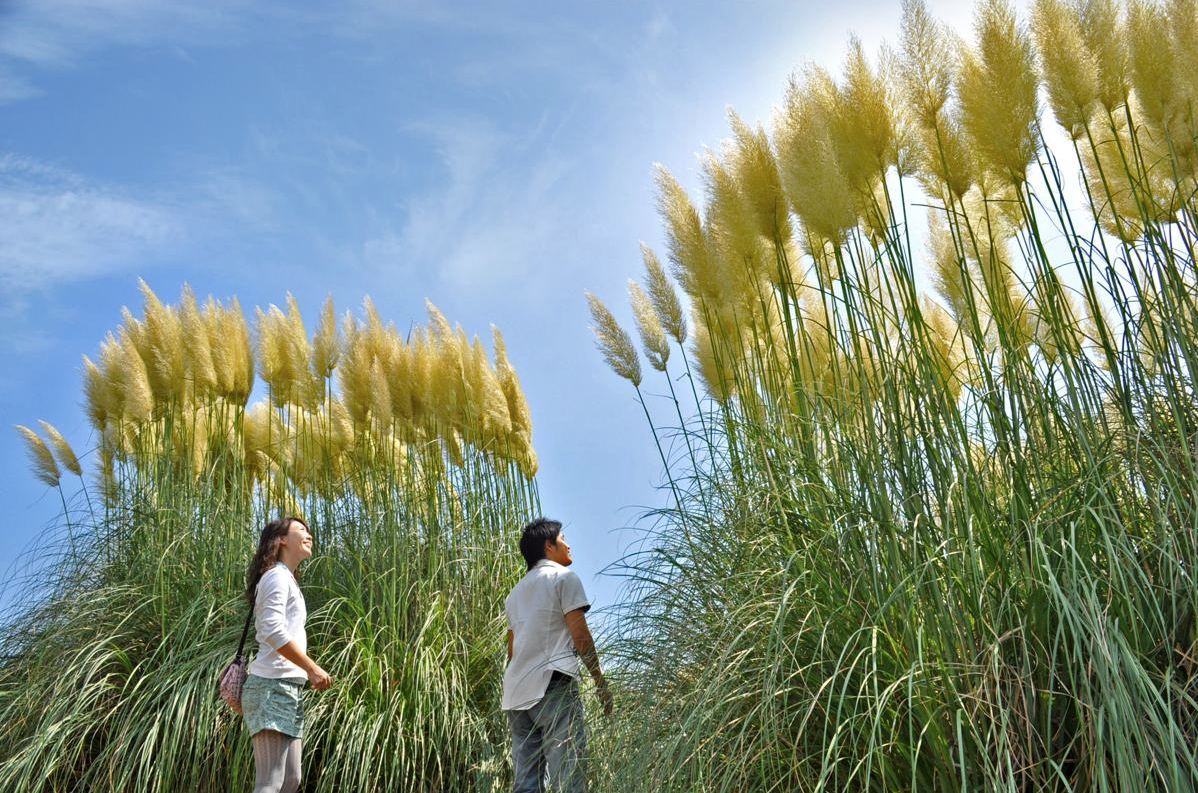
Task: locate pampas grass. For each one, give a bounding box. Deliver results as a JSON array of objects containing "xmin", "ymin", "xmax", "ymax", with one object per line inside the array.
[
  {"xmin": 2, "ymin": 287, "xmax": 541, "ymax": 792},
  {"xmin": 589, "ymin": 0, "xmax": 1198, "ymax": 789}
]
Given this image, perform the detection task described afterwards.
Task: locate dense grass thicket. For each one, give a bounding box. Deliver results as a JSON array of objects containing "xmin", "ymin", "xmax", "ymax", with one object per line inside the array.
[
  {"xmin": 588, "ymin": 0, "xmax": 1198, "ymax": 790},
  {"xmin": 1, "ymin": 288, "xmax": 539, "ymax": 791}
]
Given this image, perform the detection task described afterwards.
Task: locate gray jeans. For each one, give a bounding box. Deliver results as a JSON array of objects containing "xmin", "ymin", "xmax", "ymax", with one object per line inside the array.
[{"xmin": 508, "ymin": 672, "xmax": 588, "ymax": 793}]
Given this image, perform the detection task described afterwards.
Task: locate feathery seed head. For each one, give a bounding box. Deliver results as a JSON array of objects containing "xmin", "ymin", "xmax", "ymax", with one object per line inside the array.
[
  {"xmin": 586, "ymin": 292, "xmax": 642, "ymax": 387},
  {"xmin": 120, "ymin": 307, "xmax": 150, "ymax": 368},
  {"xmin": 928, "ymin": 212, "xmax": 972, "ymax": 320},
  {"xmin": 408, "ymin": 327, "xmax": 434, "ymax": 426},
  {"xmin": 203, "ymin": 297, "xmax": 235, "ymax": 399},
  {"xmin": 492, "ymin": 325, "xmax": 535, "ymax": 464},
  {"xmin": 338, "ymin": 316, "xmax": 373, "ymax": 426},
  {"xmin": 472, "ymin": 336, "xmax": 511, "ymax": 439},
  {"xmin": 897, "ymin": 0, "xmax": 974, "ymax": 196},
  {"xmin": 1076, "ymin": 0, "xmax": 1129, "ymax": 111},
  {"xmin": 920, "ymin": 296, "xmax": 970, "ymax": 399},
  {"xmin": 227, "ymin": 297, "xmax": 255, "ymax": 405},
  {"xmin": 1128, "ymin": 0, "xmax": 1177, "ymax": 132},
  {"xmin": 37, "ymin": 420, "xmax": 82, "ymax": 476},
  {"xmin": 1080, "ymin": 113, "xmax": 1175, "ymax": 240},
  {"xmin": 368, "ymin": 357, "xmax": 393, "ymax": 431},
  {"xmin": 425, "ymin": 300, "xmax": 454, "ymax": 344},
  {"xmin": 958, "ymin": 0, "xmax": 1041, "ymax": 185},
  {"xmin": 640, "ymin": 244, "xmax": 687, "ymax": 345},
  {"xmin": 628, "ymin": 280, "xmax": 670, "ymax": 372},
  {"xmin": 313, "ymin": 295, "xmax": 340, "ymax": 380},
  {"xmin": 180, "ymin": 285, "xmax": 217, "ymax": 400},
  {"xmin": 830, "ymin": 38, "xmax": 897, "ymax": 193},
  {"xmin": 82, "ymin": 355, "xmax": 108, "ymax": 430},
  {"xmin": 727, "ymin": 110, "xmax": 794, "ymax": 247},
  {"xmin": 899, "ymin": 0, "xmax": 954, "ymax": 127},
  {"xmin": 285, "ymin": 293, "xmax": 320, "ymax": 407},
  {"xmin": 385, "ymin": 335, "xmax": 414, "ymax": 426},
  {"xmin": 118, "ymin": 330, "xmax": 154, "ymax": 422},
  {"xmin": 138, "ymin": 280, "xmax": 186, "ymax": 403},
  {"xmin": 16, "ymin": 425, "xmax": 61, "ymax": 487},
  {"xmin": 702, "ymin": 149, "xmax": 770, "ymax": 304},
  {"xmin": 775, "ymin": 69, "xmax": 859, "ymax": 242},
  {"xmin": 691, "ymin": 314, "xmax": 736, "ymax": 402},
  {"xmin": 655, "ymin": 165, "xmax": 721, "ymax": 303},
  {"xmin": 1033, "ymin": 0, "xmax": 1101, "ymax": 139},
  {"xmin": 1167, "ymin": 0, "xmax": 1198, "ymax": 125}
]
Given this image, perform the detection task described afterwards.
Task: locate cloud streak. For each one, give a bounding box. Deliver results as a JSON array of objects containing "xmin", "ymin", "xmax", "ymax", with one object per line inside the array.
[
  {"xmin": 358, "ymin": 116, "xmax": 570, "ymax": 293},
  {"xmin": 0, "ymin": 155, "xmax": 182, "ymax": 292}
]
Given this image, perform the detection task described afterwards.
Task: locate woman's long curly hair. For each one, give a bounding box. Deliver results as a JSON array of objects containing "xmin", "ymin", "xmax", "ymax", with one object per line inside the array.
[{"xmin": 245, "ymin": 516, "xmax": 309, "ymax": 606}]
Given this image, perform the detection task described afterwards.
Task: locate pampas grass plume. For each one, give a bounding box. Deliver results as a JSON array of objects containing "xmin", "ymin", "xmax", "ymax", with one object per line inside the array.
[
  {"xmin": 492, "ymin": 326, "xmax": 535, "ymax": 473},
  {"xmin": 899, "ymin": 0, "xmax": 953, "ymax": 128},
  {"xmin": 655, "ymin": 165, "xmax": 720, "ymax": 303},
  {"xmin": 1077, "ymin": 0, "xmax": 1129, "ymax": 111},
  {"xmin": 37, "ymin": 420, "xmax": 82, "ymax": 477},
  {"xmin": 119, "ymin": 330, "xmax": 154, "ymax": 422},
  {"xmin": 830, "ymin": 37, "xmax": 896, "ymax": 192},
  {"xmin": 587, "ymin": 292, "xmax": 642, "ymax": 387},
  {"xmin": 1127, "ymin": 0, "xmax": 1176, "ymax": 132},
  {"xmin": 702, "ymin": 150, "xmax": 767, "ymax": 303},
  {"xmin": 691, "ymin": 315, "xmax": 735, "ymax": 402},
  {"xmin": 16, "ymin": 425, "xmax": 61, "ymax": 488},
  {"xmin": 774, "ymin": 69, "xmax": 859, "ymax": 242},
  {"xmin": 138, "ymin": 280, "xmax": 186, "ymax": 403},
  {"xmin": 727, "ymin": 110, "xmax": 794, "ymax": 247},
  {"xmin": 180, "ymin": 285, "xmax": 217, "ymax": 400},
  {"xmin": 641, "ymin": 244, "xmax": 687, "ymax": 345},
  {"xmin": 629, "ymin": 280, "xmax": 671, "ymax": 372},
  {"xmin": 82, "ymin": 355, "xmax": 108, "ymax": 431},
  {"xmin": 958, "ymin": 0, "xmax": 1040, "ymax": 185},
  {"xmin": 1033, "ymin": 0, "xmax": 1100, "ymax": 139},
  {"xmin": 313, "ymin": 295, "xmax": 340, "ymax": 380}
]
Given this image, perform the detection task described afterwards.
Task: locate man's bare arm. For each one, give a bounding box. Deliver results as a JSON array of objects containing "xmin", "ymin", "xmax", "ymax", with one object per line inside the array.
[
  {"xmin": 564, "ymin": 607, "xmax": 613, "ymax": 716},
  {"xmin": 506, "ymin": 629, "xmax": 514, "ymax": 663}
]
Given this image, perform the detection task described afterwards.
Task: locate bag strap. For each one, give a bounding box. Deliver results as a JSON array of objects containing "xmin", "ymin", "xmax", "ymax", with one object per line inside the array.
[
  {"xmin": 234, "ymin": 590, "xmax": 256, "ymax": 661},
  {"xmin": 234, "ymin": 606, "xmax": 253, "ymax": 661}
]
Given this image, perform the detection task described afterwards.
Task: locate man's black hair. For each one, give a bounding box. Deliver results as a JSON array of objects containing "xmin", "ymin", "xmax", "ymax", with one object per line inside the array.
[{"xmin": 519, "ymin": 517, "xmax": 562, "ymax": 570}]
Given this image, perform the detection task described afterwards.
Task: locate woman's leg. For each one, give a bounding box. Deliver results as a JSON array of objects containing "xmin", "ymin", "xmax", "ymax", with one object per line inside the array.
[
  {"xmin": 281, "ymin": 738, "xmax": 302, "ymax": 793},
  {"xmin": 252, "ymin": 729, "xmax": 295, "ymax": 793}
]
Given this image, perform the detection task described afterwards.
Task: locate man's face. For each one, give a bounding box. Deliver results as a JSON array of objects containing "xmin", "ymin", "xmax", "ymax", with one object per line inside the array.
[{"xmin": 544, "ymin": 532, "xmax": 573, "ymax": 566}]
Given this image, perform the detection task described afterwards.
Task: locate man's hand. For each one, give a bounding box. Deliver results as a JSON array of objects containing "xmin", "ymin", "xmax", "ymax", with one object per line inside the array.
[{"xmin": 595, "ymin": 678, "xmax": 614, "ymax": 718}]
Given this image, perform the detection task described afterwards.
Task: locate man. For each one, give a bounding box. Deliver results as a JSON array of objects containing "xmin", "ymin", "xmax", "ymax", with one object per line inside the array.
[{"xmin": 503, "ymin": 518, "xmax": 613, "ymax": 793}]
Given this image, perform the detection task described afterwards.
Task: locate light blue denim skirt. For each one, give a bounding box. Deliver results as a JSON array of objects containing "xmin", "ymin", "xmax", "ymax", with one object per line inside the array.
[{"xmin": 241, "ymin": 674, "xmax": 306, "ymax": 738}]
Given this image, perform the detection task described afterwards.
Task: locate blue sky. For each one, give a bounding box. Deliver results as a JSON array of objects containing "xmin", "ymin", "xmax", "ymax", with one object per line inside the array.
[{"xmin": 0, "ymin": 0, "xmax": 979, "ymax": 614}]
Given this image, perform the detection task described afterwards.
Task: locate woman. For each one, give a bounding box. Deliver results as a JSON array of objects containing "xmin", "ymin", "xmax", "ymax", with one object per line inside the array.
[{"xmin": 242, "ymin": 516, "xmax": 333, "ymax": 793}]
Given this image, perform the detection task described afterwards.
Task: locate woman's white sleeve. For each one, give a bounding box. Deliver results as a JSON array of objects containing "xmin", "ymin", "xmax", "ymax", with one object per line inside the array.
[{"xmin": 255, "ymin": 573, "xmax": 292, "ymax": 650}]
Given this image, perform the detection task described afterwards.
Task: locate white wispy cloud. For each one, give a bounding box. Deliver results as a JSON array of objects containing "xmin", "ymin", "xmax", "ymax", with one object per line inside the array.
[
  {"xmin": 0, "ymin": 0, "xmax": 279, "ymax": 105},
  {"xmin": 0, "ymin": 154, "xmax": 182, "ymax": 292},
  {"xmin": 357, "ymin": 115, "xmax": 569, "ymax": 292}
]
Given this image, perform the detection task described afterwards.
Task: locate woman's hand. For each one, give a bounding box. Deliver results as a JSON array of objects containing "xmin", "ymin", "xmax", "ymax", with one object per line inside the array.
[
  {"xmin": 307, "ymin": 663, "xmax": 333, "ymax": 690},
  {"xmin": 276, "ymin": 641, "xmax": 333, "ymax": 690}
]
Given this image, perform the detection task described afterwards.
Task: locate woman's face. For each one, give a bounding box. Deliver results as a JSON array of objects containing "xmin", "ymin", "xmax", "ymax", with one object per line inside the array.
[{"xmin": 280, "ymin": 520, "xmax": 313, "ymax": 563}]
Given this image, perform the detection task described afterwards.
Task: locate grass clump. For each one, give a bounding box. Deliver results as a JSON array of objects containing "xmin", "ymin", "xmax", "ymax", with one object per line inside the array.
[
  {"xmin": 591, "ymin": 0, "xmax": 1198, "ymax": 789},
  {"xmin": 1, "ymin": 286, "xmax": 539, "ymax": 792}
]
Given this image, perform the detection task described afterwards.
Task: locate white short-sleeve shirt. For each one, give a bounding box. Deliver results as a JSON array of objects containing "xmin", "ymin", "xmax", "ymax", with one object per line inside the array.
[
  {"xmin": 248, "ymin": 562, "xmax": 308, "ymax": 679},
  {"xmin": 502, "ymin": 559, "xmax": 591, "ymax": 711}
]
